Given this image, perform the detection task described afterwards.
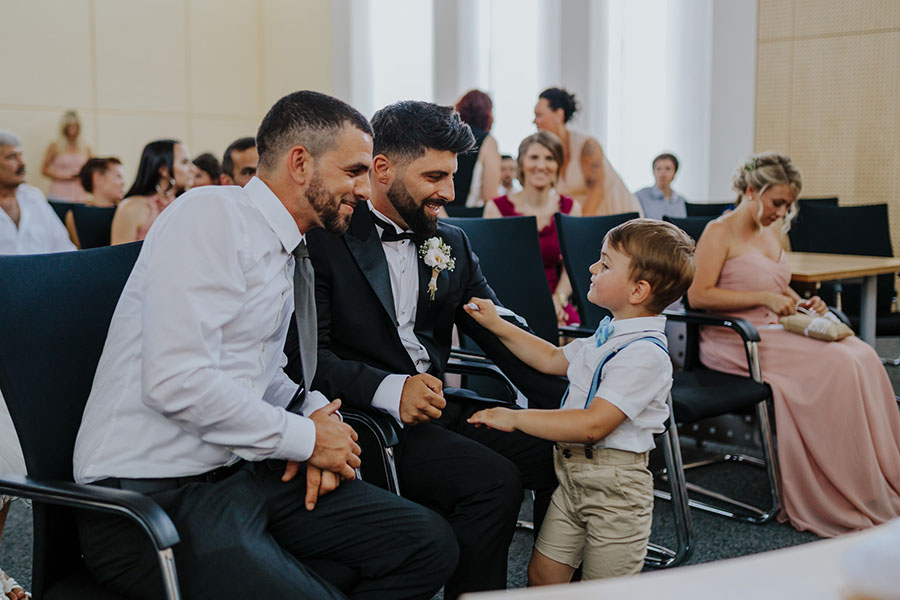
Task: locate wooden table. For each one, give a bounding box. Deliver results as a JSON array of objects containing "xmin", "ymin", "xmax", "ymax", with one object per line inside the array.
[
  {"xmin": 463, "ymin": 527, "xmax": 884, "ymax": 600},
  {"xmin": 787, "ymin": 251, "xmax": 900, "ymax": 345}
]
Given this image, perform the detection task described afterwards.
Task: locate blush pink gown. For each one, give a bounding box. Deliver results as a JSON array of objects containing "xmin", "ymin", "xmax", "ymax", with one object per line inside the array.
[{"xmin": 699, "ymin": 251, "xmax": 900, "ymax": 537}]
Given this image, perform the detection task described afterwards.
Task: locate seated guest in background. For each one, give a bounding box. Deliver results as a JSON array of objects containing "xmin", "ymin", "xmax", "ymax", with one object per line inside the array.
[
  {"xmin": 534, "ymin": 87, "xmax": 641, "ymax": 217},
  {"xmin": 484, "ymin": 131, "xmax": 581, "ymax": 326},
  {"xmin": 0, "ymin": 128, "xmax": 76, "ymax": 600},
  {"xmin": 41, "ymin": 109, "xmax": 91, "ymax": 203},
  {"xmin": 65, "ymin": 157, "xmax": 126, "ymax": 247},
  {"xmin": 191, "ymin": 152, "xmax": 221, "ymax": 186},
  {"xmin": 497, "ymin": 153, "xmax": 521, "ymax": 196},
  {"xmin": 454, "ymin": 89, "xmax": 501, "ymax": 207},
  {"xmin": 467, "ymin": 219, "xmax": 694, "ymax": 583},
  {"xmin": 110, "ymin": 139, "xmax": 193, "ymax": 245},
  {"xmin": 689, "ymin": 151, "xmax": 900, "ymax": 537},
  {"xmin": 293, "ymin": 100, "xmax": 565, "ymax": 600},
  {"xmin": 0, "ymin": 130, "xmax": 75, "ymax": 255},
  {"xmin": 636, "ymin": 152, "xmax": 687, "ymax": 220},
  {"xmin": 220, "ymin": 136, "xmax": 258, "ymax": 186},
  {"xmin": 73, "ymin": 90, "xmax": 456, "ymax": 600}
]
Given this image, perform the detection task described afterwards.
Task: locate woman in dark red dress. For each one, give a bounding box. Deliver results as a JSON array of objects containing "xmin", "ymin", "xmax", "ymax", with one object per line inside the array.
[{"xmin": 484, "ymin": 131, "xmax": 581, "ymax": 325}]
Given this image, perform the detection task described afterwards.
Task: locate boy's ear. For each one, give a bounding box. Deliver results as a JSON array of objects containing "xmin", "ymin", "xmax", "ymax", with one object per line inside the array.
[{"xmin": 630, "ymin": 279, "xmax": 652, "ymax": 306}]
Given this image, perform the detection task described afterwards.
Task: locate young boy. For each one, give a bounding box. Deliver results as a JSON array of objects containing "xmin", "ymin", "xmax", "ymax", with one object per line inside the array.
[{"xmin": 464, "ymin": 218, "xmax": 694, "ymax": 584}]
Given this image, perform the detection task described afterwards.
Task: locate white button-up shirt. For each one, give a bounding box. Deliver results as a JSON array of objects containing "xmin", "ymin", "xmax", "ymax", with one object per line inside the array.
[
  {"xmin": 562, "ymin": 316, "xmax": 671, "ymax": 453},
  {"xmin": 74, "ymin": 177, "xmax": 329, "ymax": 483},
  {"xmin": 0, "ymin": 184, "xmax": 76, "ymax": 255},
  {"xmin": 366, "ymin": 202, "xmax": 430, "ymax": 425}
]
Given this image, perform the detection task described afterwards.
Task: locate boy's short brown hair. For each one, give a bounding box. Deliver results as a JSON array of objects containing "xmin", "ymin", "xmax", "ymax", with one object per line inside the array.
[{"xmin": 604, "ymin": 219, "xmax": 695, "ymax": 314}]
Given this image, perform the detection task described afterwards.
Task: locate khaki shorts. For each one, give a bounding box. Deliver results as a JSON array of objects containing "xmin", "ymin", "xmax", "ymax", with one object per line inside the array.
[{"xmin": 534, "ymin": 444, "xmax": 653, "ymax": 580}]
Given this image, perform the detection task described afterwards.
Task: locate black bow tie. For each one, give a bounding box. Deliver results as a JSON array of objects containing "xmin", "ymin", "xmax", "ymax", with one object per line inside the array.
[{"xmin": 371, "ymin": 213, "xmax": 415, "ymax": 242}]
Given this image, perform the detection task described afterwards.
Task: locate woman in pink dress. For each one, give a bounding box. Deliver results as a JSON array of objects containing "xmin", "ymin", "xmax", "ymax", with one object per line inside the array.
[
  {"xmin": 111, "ymin": 139, "xmax": 193, "ymax": 245},
  {"xmin": 688, "ymin": 152, "xmax": 900, "ymax": 537},
  {"xmin": 41, "ymin": 110, "xmax": 91, "ymax": 203},
  {"xmin": 484, "ymin": 131, "xmax": 581, "ymax": 326}
]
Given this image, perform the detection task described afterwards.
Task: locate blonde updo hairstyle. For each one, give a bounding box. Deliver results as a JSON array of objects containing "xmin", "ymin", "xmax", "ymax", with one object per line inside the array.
[
  {"xmin": 516, "ymin": 131, "xmax": 565, "ymax": 186},
  {"xmin": 731, "ymin": 151, "xmax": 802, "ymax": 232}
]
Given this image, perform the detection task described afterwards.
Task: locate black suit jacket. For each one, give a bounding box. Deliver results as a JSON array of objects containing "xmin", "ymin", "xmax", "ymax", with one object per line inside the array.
[{"xmin": 285, "ymin": 202, "xmax": 566, "ymax": 410}]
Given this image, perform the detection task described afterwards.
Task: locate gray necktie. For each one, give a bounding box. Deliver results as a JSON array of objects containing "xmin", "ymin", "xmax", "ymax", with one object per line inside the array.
[{"xmin": 289, "ymin": 240, "xmax": 317, "ymax": 412}]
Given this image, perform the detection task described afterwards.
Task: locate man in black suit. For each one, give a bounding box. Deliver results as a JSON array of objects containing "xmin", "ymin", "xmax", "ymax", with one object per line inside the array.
[{"xmin": 291, "ymin": 101, "xmax": 566, "ymax": 599}]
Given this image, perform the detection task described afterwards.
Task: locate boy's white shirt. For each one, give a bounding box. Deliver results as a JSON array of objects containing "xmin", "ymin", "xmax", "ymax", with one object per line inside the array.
[{"xmin": 561, "ymin": 315, "xmax": 671, "ymax": 452}]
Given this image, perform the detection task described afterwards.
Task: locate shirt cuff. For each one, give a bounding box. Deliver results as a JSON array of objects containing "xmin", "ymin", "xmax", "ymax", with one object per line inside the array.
[
  {"xmin": 371, "ymin": 373, "xmax": 408, "ymax": 427},
  {"xmin": 299, "ymin": 390, "xmax": 330, "ymax": 417},
  {"xmin": 277, "ymin": 414, "xmax": 317, "ymax": 462}
]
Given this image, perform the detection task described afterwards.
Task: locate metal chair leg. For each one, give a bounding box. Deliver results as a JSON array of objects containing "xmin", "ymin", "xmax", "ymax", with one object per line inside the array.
[
  {"xmin": 647, "ymin": 398, "xmax": 693, "ymax": 568},
  {"xmin": 157, "ymin": 548, "xmax": 181, "ymax": 600}
]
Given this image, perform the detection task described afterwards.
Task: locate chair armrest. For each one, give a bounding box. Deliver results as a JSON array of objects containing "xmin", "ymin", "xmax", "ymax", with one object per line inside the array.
[
  {"xmin": 0, "ymin": 473, "xmax": 179, "ymax": 550},
  {"xmin": 829, "ymin": 306, "xmax": 852, "ymax": 327},
  {"xmin": 342, "ymin": 407, "xmax": 400, "ymax": 447},
  {"xmin": 559, "ymin": 325, "xmax": 594, "ymax": 338},
  {"xmin": 663, "ymin": 308, "xmax": 761, "ymax": 343},
  {"xmin": 446, "ymin": 357, "xmax": 518, "ymax": 403}
]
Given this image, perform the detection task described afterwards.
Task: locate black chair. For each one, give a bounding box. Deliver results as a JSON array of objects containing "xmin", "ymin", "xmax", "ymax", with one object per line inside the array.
[
  {"xmin": 48, "ymin": 200, "xmax": 80, "ymax": 223},
  {"xmin": 0, "ymin": 243, "xmax": 182, "ymax": 599},
  {"xmin": 685, "ymin": 202, "xmax": 732, "ymax": 217},
  {"xmin": 71, "ymin": 205, "xmax": 117, "ymax": 249},
  {"xmin": 787, "ymin": 203, "xmax": 900, "ymax": 358},
  {"xmin": 445, "ymin": 216, "xmax": 561, "ymax": 343},
  {"xmin": 659, "ymin": 309, "xmax": 781, "ymax": 523},
  {"xmin": 663, "ymin": 215, "xmax": 716, "ymax": 244},
  {"xmin": 444, "ymin": 204, "xmax": 485, "ymax": 218},
  {"xmin": 555, "ymin": 212, "xmax": 638, "ymax": 329},
  {"xmin": 797, "ymin": 196, "xmax": 838, "ymax": 209}
]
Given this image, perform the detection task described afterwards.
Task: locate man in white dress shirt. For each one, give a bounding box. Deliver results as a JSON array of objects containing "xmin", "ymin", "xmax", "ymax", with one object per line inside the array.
[
  {"xmin": 73, "ymin": 92, "xmax": 456, "ymax": 599},
  {"xmin": 0, "ymin": 130, "xmax": 75, "ymax": 255}
]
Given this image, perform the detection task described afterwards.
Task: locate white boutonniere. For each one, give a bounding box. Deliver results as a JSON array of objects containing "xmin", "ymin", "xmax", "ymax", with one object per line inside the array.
[{"xmin": 418, "ymin": 237, "xmax": 456, "ymax": 300}]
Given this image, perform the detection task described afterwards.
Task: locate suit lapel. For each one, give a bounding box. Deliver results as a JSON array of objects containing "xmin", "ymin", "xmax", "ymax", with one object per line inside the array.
[
  {"xmin": 414, "ymin": 234, "xmax": 450, "ymax": 369},
  {"xmin": 346, "ymin": 206, "xmax": 398, "ymax": 325}
]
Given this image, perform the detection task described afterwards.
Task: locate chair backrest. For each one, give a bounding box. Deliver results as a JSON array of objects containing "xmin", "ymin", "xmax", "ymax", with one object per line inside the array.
[
  {"xmin": 797, "ymin": 196, "xmax": 838, "ymax": 209},
  {"xmin": 685, "ymin": 202, "xmax": 732, "ymax": 217},
  {"xmin": 555, "ymin": 212, "xmax": 638, "ymax": 329},
  {"xmin": 0, "ymin": 242, "xmax": 142, "ymax": 593},
  {"xmin": 444, "ymin": 204, "xmax": 485, "ymax": 218},
  {"xmin": 787, "ymin": 203, "xmax": 895, "ymax": 312},
  {"xmin": 663, "ymin": 215, "xmax": 716, "ymax": 243},
  {"xmin": 71, "ymin": 204, "xmax": 117, "ymax": 248},
  {"xmin": 444, "ymin": 216, "xmax": 558, "ymax": 343},
  {"xmin": 48, "ymin": 200, "xmax": 80, "ymax": 223}
]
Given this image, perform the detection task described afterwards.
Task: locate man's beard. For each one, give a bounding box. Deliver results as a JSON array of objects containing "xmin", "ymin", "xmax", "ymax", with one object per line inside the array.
[
  {"xmin": 387, "ymin": 179, "xmax": 442, "ymax": 241},
  {"xmin": 306, "ymin": 170, "xmax": 352, "ymax": 235}
]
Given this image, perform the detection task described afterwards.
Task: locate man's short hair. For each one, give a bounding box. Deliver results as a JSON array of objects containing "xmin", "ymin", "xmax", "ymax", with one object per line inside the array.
[
  {"xmin": 653, "ymin": 152, "xmax": 679, "ymax": 172},
  {"xmin": 0, "ymin": 130, "xmax": 21, "ymax": 148},
  {"xmin": 78, "ymin": 157, "xmax": 121, "ymax": 193},
  {"xmin": 501, "ymin": 154, "xmax": 514, "ymax": 161},
  {"xmin": 256, "ymin": 91, "xmax": 373, "ymax": 172},
  {"xmin": 604, "ymin": 219, "xmax": 695, "ymax": 314},
  {"xmin": 193, "ymin": 152, "xmax": 222, "ymax": 180},
  {"xmin": 371, "ymin": 101, "xmax": 475, "ymax": 163},
  {"xmin": 221, "ymin": 137, "xmax": 256, "ymax": 178}
]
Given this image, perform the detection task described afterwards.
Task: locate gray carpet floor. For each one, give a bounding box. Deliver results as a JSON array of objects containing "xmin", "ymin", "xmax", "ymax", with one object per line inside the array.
[{"xmin": 3, "ymin": 337, "xmax": 900, "ymax": 595}]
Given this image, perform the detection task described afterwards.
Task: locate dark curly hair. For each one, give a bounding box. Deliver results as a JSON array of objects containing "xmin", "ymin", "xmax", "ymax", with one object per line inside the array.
[{"xmin": 539, "ymin": 87, "xmax": 579, "ymax": 123}]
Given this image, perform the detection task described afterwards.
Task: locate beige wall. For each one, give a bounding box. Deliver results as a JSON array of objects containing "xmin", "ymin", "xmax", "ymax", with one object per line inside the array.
[
  {"xmin": 1, "ymin": 0, "xmax": 333, "ymax": 194},
  {"xmin": 755, "ymin": 0, "xmax": 900, "ymax": 251}
]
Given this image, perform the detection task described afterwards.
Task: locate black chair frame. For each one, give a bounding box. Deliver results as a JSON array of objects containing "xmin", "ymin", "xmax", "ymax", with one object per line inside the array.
[{"xmin": 659, "ymin": 309, "xmax": 782, "ymax": 523}]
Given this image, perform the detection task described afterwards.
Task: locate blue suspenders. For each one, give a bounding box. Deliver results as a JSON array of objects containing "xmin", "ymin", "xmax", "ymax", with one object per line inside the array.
[{"xmin": 559, "ymin": 336, "xmax": 670, "ymax": 409}]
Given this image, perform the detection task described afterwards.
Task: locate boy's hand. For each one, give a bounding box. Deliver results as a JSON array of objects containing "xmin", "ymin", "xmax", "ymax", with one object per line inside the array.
[
  {"xmin": 463, "ymin": 297, "xmax": 503, "ymax": 330},
  {"xmin": 467, "ymin": 407, "xmax": 518, "ymax": 432}
]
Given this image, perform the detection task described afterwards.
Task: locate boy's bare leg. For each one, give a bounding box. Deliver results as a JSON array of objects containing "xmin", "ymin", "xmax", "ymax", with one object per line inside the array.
[{"xmin": 527, "ymin": 548, "xmax": 576, "ymax": 586}]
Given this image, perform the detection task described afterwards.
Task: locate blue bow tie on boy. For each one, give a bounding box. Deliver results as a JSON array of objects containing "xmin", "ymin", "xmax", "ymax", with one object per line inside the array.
[{"xmin": 595, "ymin": 316, "xmax": 614, "ymax": 346}]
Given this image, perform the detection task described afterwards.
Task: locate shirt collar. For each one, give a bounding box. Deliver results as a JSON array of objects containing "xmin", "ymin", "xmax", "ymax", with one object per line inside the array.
[
  {"xmin": 608, "ymin": 315, "xmax": 667, "ymax": 338},
  {"xmin": 244, "ymin": 176, "xmax": 303, "ymax": 254},
  {"xmin": 367, "ymin": 200, "xmax": 412, "ymax": 236},
  {"xmin": 652, "ymin": 186, "xmax": 680, "ymax": 204}
]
